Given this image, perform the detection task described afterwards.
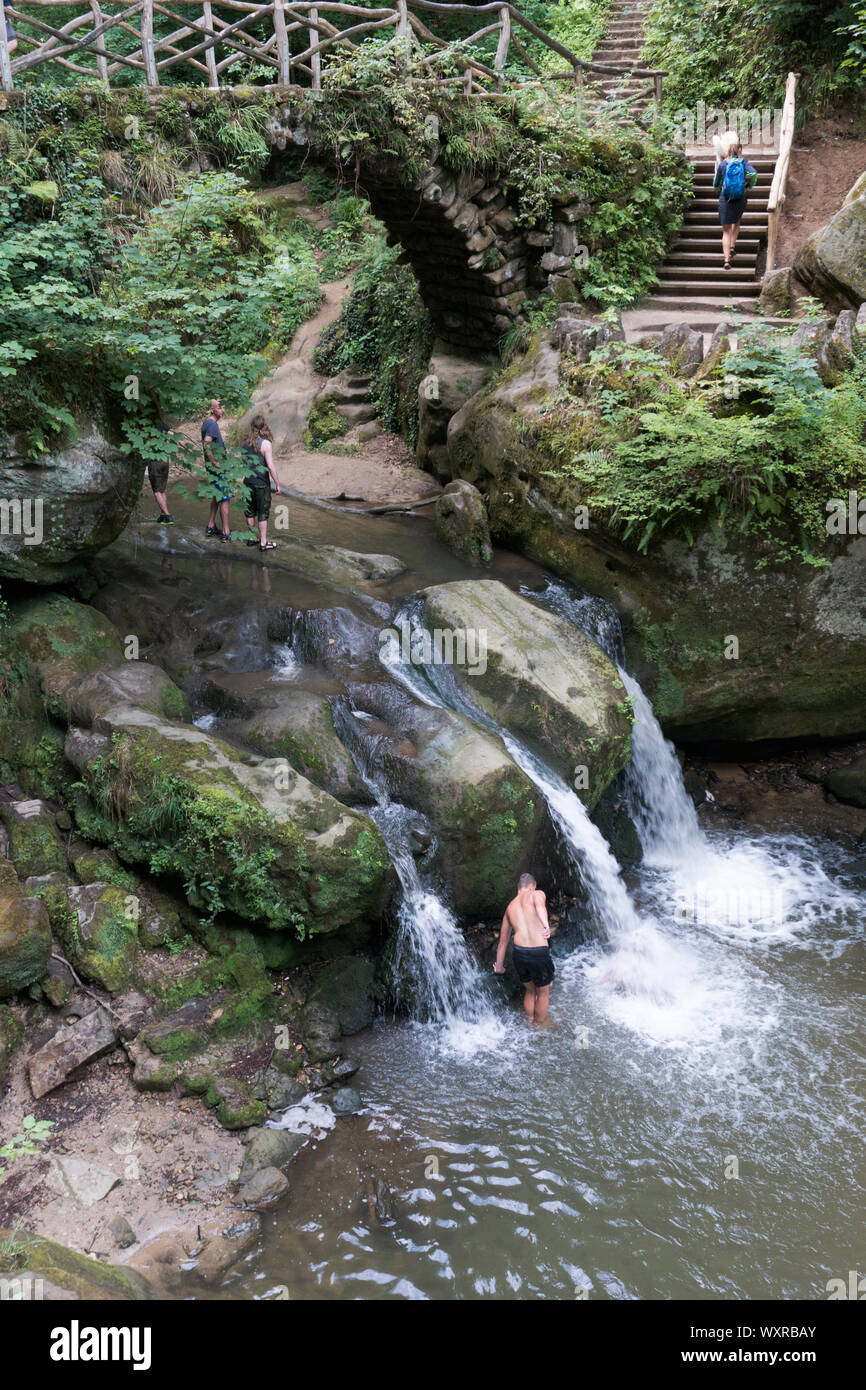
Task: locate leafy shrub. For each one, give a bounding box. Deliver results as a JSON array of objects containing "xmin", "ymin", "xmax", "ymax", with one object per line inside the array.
[{"xmin": 528, "ymin": 330, "xmax": 866, "ymax": 564}]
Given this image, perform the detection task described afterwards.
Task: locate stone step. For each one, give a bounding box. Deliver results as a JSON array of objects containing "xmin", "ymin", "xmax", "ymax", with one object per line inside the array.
[
  {"xmin": 335, "ymin": 401, "xmax": 377, "ymax": 425},
  {"xmin": 660, "ymin": 264, "xmax": 758, "ymax": 281},
  {"xmin": 654, "ymin": 278, "xmax": 761, "ymax": 295},
  {"xmin": 639, "ymin": 295, "xmax": 763, "ymax": 314},
  {"xmin": 684, "ymin": 211, "xmax": 768, "ymax": 227},
  {"xmin": 666, "ymin": 251, "xmax": 758, "ymax": 266},
  {"xmin": 691, "ymin": 158, "xmax": 777, "ymax": 172},
  {"xmin": 691, "ymin": 196, "xmax": 769, "ymax": 210},
  {"xmin": 692, "ymin": 174, "xmax": 773, "ymax": 189},
  {"xmin": 674, "ymin": 235, "xmax": 761, "ymax": 250}
]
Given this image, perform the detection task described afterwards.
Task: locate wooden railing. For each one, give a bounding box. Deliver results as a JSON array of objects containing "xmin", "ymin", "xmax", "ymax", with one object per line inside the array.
[
  {"xmin": 0, "ymin": 1, "xmax": 666, "ymax": 105},
  {"xmin": 765, "ymin": 70, "xmax": 799, "ymax": 274}
]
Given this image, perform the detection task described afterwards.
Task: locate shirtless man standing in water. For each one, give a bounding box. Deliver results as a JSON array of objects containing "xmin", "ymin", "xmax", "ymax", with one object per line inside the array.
[{"xmin": 493, "ymin": 874, "xmax": 555, "ymax": 1023}]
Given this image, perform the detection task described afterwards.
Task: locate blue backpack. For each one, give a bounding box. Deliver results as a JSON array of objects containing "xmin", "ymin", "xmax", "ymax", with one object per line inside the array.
[{"xmin": 722, "ymin": 157, "xmax": 746, "ymax": 200}]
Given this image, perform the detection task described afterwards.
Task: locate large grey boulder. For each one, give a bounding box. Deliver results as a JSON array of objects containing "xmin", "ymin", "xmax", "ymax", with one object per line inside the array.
[
  {"xmin": 416, "ymin": 353, "xmax": 492, "ymax": 475},
  {"xmin": 815, "ymin": 310, "xmax": 857, "ymax": 385},
  {"xmin": 658, "ymin": 322, "xmax": 704, "ymax": 376},
  {"xmin": 418, "ymin": 580, "xmax": 632, "ymax": 801},
  {"xmin": 758, "ymin": 267, "xmax": 792, "ymax": 315},
  {"xmin": 793, "ymin": 187, "xmax": 866, "ymax": 311},
  {"xmin": 373, "ymin": 698, "xmax": 544, "ymax": 917},
  {"xmin": 0, "ymin": 419, "xmax": 142, "ymax": 584},
  {"xmin": 434, "ymin": 479, "xmax": 493, "ymax": 565},
  {"xmin": 233, "ymin": 689, "xmax": 372, "ymax": 805},
  {"xmin": 305, "ymin": 957, "xmax": 375, "ymax": 1035}
]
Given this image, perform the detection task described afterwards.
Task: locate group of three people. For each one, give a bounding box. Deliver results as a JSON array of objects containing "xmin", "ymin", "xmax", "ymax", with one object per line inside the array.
[{"xmin": 149, "ymin": 399, "xmax": 282, "ymax": 551}]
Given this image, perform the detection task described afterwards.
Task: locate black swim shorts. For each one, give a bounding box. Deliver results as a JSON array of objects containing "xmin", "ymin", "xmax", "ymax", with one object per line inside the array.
[{"xmin": 512, "ymin": 944, "xmax": 555, "ymax": 987}]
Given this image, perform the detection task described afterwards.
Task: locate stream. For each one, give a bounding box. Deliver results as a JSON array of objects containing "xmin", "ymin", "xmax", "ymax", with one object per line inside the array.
[{"xmin": 116, "ymin": 489, "xmax": 865, "ymax": 1302}]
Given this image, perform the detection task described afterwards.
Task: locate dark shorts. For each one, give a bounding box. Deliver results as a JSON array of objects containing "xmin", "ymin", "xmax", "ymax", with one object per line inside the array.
[
  {"xmin": 244, "ymin": 480, "xmax": 271, "ymax": 522},
  {"xmin": 512, "ymin": 944, "xmax": 555, "ymax": 988},
  {"xmin": 718, "ymin": 194, "xmax": 746, "ymax": 225},
  {"xmin": 147, "ymin": 460, "xmax": 169, "ymax": 494},
  {"xmin": 5, "ymin": 17, "xmax": 15, "ymax": 42}
]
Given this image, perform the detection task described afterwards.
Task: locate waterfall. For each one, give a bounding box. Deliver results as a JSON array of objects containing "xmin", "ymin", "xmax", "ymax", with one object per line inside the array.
[
  {"xmin": 333, "ymin": 703, "xmax": 495, "ymax": 1030},
  {"xmin": 380, "ymin": 605, "xmax": 645, "ymax": 943},
  {"xmin": 522, "ymin": 581, "xmax": 703, "ymax": 863}
]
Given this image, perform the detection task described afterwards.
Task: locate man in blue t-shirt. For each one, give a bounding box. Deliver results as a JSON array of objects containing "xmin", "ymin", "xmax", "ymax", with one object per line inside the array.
[{"xmin": 201, "ymin": 398, "xmax": 233, "ymax": 542}]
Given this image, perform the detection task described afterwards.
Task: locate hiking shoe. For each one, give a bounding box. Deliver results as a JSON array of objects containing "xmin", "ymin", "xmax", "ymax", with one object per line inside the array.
[{"xmin": 157, "ymin": 514, "xmax": 174, "ymax": 524}]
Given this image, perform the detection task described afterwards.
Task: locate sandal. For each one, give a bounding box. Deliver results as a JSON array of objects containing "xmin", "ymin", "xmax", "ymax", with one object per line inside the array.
[
  {"xmin": 205, "ymin": 526, "xmax": 218, "ymax": 537},
  {"xmin": 220, "ymin": 532, "xmax": 232, "ymax": 543},
  {"xmin": 723, "ymin": 260, "xmax": 731, "ymax": 270},
  {"xmin": 260, "ymin": 541, "xmax": 276, "ymax": 552}
]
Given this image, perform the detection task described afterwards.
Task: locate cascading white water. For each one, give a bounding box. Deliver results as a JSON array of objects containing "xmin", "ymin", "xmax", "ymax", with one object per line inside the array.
[
  {"xmin": 385, "ymin": 591, "xmax": 860, "ymax": 1042},
  {"xmin": 334, "ymin": 705, "xmax": 498, "ymax": 1037},
  {"xmin": 526, "ymin": 579, "xmax": 860, "ymax": 961}
]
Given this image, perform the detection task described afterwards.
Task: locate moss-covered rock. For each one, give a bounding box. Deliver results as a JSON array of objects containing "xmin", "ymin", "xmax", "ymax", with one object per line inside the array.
[
  {"xmin": 0, "ymin": 1229, "xmax": 154, "ymax": 1299},
  {"xmin": 419, "ymin": 579, "xmax": 632, "ymax": 800},
  {"xmin": 306, "ymin": 957, "xmax": 375, "ymax": 1035},
  {"xmin": 0, "ymin": 800, "xmax": 67, "ymax": 878},
  {"xmin": 0, "ymin": 883, "xmax": 52, "ymax": 997},
  {"xmin": 1, "ymin": 594, "xmax": 393, "ymax": 940},
  {"xmin": 234, "ymin": 690, "xmax": 372, "ymax": 805},
  {"xmin": 434, "ymin": 479, "xmax": 493, "ymax": 565},
  {"xmin": 0, "ymin": 417, "xmax": 142, "ymax": 586},
  {"xmin": 61, "ymin": 883, "xmax": 138, "ymax": 994}
]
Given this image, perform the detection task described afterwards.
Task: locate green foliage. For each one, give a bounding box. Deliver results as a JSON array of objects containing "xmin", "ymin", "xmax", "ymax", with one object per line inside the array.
[
  {"xmin": 0, "ymin": 1117, "xmax": 55, "ymax": 1181},
  {"xmin": 529, "ymin": 332, "xmax": 866, "ymax": 564},
  {"xmin": 643, "ymin": 0, "xmax": 865, "ymax": 115},
  {"xmin": 0, "ymin": 161, "xmax": 320, "ymax": 465},
  {"xmin": 305, "ymin": 396, "xmax": 349, "ymax": 449},
  {"xmin": 314, "ymin": 232, "xmax": 434, "ymax": 445}
]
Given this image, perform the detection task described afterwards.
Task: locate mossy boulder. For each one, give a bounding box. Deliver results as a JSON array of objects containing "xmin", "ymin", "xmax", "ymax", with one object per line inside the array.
[
  {"xmin": 0, "ymin": 418, "xmax": 143, "ymax": 584},
  {"xmin": 0, "ymin": 883, "xmax": 52, "ymax": 997},
  {"xmin": 434, "ymin": 479, "xmax": 493, "ymax": 565},
  {"xmin": 305, "ymin": 957, "xmax": 375, "ymax": 1035},
  {"xmin": 2, "ymin": 594, "xmax": 392, "ymax": 940},
  {"xmin": 0, "ymin": 800, "xmax": 67, "ymax": 878},
  {"xmin": 0, "ymin": 1229, "xmax": 154, "ymax": 1299},
  {"xmin": 234, "ymin": 690, "xmax": 372, "ymax": 804},
  {"xmin": 373, "ymin": 699, "xmax": 544, "ymax": 916},
  {"xmin": 62, "ymin": 884, "xmax": 138, "ymax": 994},
  {"xmin": 419, "ymin": 579, "xmax": 632, "ymax": 801},
  {"xmin": 793, "ymin": 190, "xmax": 866, "ymax": 311}
]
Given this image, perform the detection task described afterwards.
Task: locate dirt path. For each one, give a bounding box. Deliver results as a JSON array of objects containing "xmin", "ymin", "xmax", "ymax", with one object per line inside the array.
[{"xmin": 777, "ymin": 114, "xmax": 866, "ymax": 279}]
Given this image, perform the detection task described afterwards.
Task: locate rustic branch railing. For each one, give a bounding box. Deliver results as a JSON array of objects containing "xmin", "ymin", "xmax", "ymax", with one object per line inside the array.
[
  {"xmin": 0, "ymin": 0, "xmax": 666, "ymax": 107},
  {"xmin": 765, "ymin": 70, "xmax": 799, "ymax": 275}
]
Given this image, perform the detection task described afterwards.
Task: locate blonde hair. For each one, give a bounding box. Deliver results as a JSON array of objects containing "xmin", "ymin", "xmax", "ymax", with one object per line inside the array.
[{"xmin": 722, "ymin": 131, "xmax": 742, "ymax": 159}]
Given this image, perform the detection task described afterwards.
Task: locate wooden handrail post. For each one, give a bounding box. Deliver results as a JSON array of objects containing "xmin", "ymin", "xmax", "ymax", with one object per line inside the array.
[
  {"xmin": 396, "ymin": 0, "xmax": 410, "ymax": 59},
  {"xmin": 0, "ymin": 15, "xmax": 14, "ymax": 92},
  {"xmin": 201, "ymin": 0, "xmax": 219, "ymax": 89},
  {"xmin": 494, "ymin": 5, "xmax": 510, "ymax": 91},
  {"xmin": 309, "ymin": 6, "xmax": 321, "ymax": 90},
  {"xmin": 653, "ymin": 71, "xmax": 662, "ymax": 105},
  {"xmin": 89, "ymin": 0, "xmax": 110, "ymax": 84},
  {"xmin": 273, "ymin": 0, "xmax": 291, "ymax": 86},
  {"xmin": 141, "ymin": 0, "xmax": 159, "ymax": 86},
  {"xmin": 765, "ymin": 70, "xmax": 799, "ymax": 274}
]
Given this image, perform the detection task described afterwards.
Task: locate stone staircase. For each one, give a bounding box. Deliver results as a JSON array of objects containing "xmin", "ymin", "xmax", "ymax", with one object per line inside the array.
[
  {"xmin": 588, "ymin": 0, "xmax": 655, "ymax": 110},
  {"xmin": 641, "ymin": 154, "xmax": 776, "ymax": 312}
]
